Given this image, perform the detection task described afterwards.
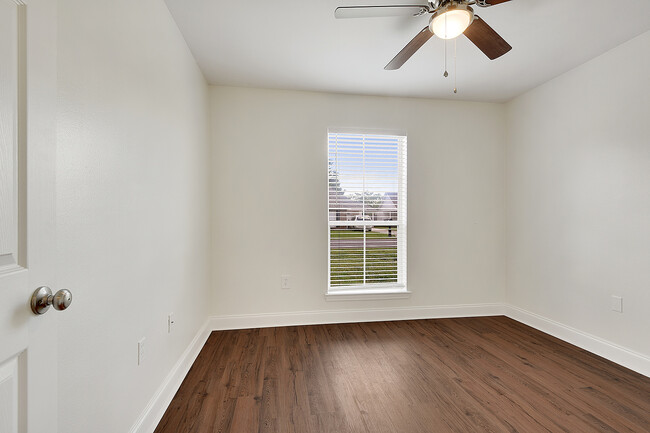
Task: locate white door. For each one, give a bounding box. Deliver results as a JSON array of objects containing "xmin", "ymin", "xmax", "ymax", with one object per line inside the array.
[{"xmin": 0, "ymin": 0, "xmax": 59, "ymax": 432}]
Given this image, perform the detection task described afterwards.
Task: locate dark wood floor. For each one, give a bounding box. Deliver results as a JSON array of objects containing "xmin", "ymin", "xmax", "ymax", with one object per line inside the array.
[{"xmin": 155, "ymin": 316, "xmax": 650, "ymax": 433}]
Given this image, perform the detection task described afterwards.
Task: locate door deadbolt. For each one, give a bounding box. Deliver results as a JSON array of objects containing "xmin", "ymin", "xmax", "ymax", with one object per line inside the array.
[{"xmin": 30, "ymin": 286, "xmax": 73, "ymax": 315}]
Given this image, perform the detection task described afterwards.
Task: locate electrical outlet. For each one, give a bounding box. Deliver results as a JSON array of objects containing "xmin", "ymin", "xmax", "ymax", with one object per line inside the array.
[
  {"xmin": 168, "ymin": 313, "xmax": 175, "ymax": 333},
  {"xmin": 138, "ymin": 338, "xmax": 146, "ymax": 365},
  {"xmin": 611, "ymin": 295, "xmax": 623, "ymax": 313},
  {"xmin": 281, "ymin": 275, "xmax": 291, "ymax": 289}
]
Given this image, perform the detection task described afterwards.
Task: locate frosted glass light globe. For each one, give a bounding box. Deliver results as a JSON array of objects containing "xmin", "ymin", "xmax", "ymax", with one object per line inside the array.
[{"xmin": 430, "ymin": 6, "xmax": 474, "ymax": 40}]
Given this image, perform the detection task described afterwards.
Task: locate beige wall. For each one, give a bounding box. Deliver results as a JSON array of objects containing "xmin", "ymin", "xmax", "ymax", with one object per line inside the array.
[
  {"xmin": 210, "ymin": 86, "xmax": 506, "ymax": 316},
  {"xmin": 506, "ymin": 31, "xmax": 650, "ymax": 356},
  {"xmin": 55, "ymin": 1, "xmax": 210, "ymax": 432}
]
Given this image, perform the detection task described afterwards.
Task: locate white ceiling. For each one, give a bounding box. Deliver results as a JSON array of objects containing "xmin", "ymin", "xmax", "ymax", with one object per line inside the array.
[{"xmin": 164, "ymin": 0, "xmax": 650, "ymax": 102}]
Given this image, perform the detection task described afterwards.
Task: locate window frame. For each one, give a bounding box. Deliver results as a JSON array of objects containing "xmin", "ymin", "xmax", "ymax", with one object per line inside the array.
[{"xmin": 326, "ymin": 130, "xmax": 408, "ymax": 298}]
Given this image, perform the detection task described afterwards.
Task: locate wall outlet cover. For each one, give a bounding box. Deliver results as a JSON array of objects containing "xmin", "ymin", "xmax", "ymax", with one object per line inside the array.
[
  {"xmin": 138, "ymin": 338, "xmax": 146, "ymax": 365},
  {"xmin": 168, "ymin": 313, "xmax": 175, "ymax": 333},
  {"xmin": 611, "ymin": 295, "xmax": 623, "ymax": 313}
]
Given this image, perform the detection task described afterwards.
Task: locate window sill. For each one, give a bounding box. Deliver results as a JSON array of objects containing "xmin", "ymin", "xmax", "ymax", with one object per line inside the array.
[{"xmin": 325, "ymin": 289, "xmax": 411, "ymax": 301}]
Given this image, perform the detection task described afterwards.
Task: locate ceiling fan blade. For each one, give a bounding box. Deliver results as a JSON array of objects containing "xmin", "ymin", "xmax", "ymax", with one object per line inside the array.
[
  {"xmin": 477, "ymin": 0, "xmax": 512, "ymax": 6},
  {"xmin": 384, "ymin": 26, "xmax": 434, "ymax": 70},
  {"xmin": 335, "ymin": 5, "xmax": 430, "ymax": 19},
  {"xmin": 463, "ymin": 17, "xmax": 512, "ymax": 60}
]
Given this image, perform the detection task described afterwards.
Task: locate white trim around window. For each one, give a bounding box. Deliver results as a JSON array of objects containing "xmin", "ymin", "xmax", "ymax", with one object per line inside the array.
[{"xmin": 327, "ymin": 131, "xmax": 407, "ymax": 297}]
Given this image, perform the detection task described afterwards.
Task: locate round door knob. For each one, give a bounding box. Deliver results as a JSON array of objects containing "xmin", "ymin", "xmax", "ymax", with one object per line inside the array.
[
  {"xmin": 30, "ymin": 286, "xmax": 73, "ymax": 315},
  {"xmin": 52, "ymin": 289, "xmax": 72, "ymax": 311}
]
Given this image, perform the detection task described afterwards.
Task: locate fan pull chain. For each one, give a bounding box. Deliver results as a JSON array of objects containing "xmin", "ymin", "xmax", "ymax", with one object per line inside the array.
[
  {"xmin": 444, "ymin": 40, "xmax": 448, "ymax": 77},
  {"xmin": 443, "ymin": 13, "xmax": 448, "ymax": 78},
  {"xmin": 453, "ymin": 37, "xmax": 457, "ymax": 93}
]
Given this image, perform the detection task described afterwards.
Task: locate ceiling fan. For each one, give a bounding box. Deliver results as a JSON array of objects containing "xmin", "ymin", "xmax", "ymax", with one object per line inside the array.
[{"xmin": 335, "ymin": 0, "xmax": 513, "ymax": 70}]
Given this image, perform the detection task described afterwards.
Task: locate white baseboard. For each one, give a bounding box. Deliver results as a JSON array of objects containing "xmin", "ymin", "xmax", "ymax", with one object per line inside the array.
[
  {"xmin": 208, "ymin": 303, "xmax": 506, "ymax": 330},
  {"xmin": 129, "ymin": 319, "xmax": 212, "ymax": 433},
  {"xmin": 504, "ymin": 304, "xmax": 650, "ymax": 378}
]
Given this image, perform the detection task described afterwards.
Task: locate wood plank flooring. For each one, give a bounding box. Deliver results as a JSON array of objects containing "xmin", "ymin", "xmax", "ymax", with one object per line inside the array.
[{"xmin": 154, "ymin": 317, "xmax": 650, "ymax": 433}]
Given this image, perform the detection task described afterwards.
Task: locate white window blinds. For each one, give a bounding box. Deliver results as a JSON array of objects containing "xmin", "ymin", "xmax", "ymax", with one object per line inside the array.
[{"xmin": 328, "ymin": 132, "xmax": 407, "ymax": 292}]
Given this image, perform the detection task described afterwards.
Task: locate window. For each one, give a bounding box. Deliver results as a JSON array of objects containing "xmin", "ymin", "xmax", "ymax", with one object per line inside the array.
[{"xmin": 328, "ymin": 132, "xmax": 407, "ymax": 295}]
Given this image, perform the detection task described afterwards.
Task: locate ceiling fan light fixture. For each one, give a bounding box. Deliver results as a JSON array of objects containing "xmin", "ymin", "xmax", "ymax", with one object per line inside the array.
[{"xmin": 430, "ymin": 4, "xmax": 474, "ymax": 40}]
